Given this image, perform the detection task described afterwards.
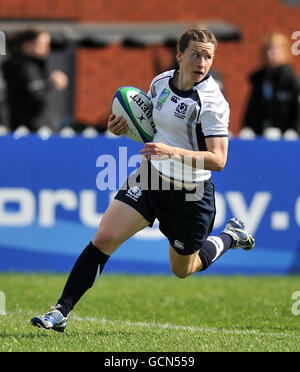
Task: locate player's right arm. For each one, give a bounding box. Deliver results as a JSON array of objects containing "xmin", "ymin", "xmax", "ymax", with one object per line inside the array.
[{"xmin": 107, "ymin": 114, "xmax": 128, "ymax": 136}]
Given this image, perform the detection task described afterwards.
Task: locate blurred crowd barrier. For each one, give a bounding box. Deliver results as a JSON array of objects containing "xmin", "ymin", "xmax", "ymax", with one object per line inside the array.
[{"xmin": 0, "ymin": 134, "xmax": 299, "ymax": 274}]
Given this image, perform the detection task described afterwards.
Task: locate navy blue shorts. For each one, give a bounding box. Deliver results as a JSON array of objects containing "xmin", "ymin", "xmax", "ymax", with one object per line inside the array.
[{"xmin": 114, "ymin": 161, "xmax": 216, "ymax": 255}]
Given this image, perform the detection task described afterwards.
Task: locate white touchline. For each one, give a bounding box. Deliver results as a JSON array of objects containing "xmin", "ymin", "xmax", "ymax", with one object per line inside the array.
[
  {"xmin": 9, "ymin": 310, "xmax": 300, "ymax": 341},
  {"xmin": 70, "ymin": 314, "xmax": 300, "ymax": 340}
]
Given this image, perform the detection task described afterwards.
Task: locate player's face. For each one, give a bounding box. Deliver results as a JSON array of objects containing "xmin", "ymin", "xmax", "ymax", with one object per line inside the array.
[{"xmin": 177, "ymin": 41, "xmax": 215, "ymax": 87}]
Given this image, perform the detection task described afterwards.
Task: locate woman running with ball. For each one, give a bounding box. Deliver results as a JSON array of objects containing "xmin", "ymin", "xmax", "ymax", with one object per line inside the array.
[{"xmin": 31, "ymin": 28, "xmax": 254, "ymax": 332}]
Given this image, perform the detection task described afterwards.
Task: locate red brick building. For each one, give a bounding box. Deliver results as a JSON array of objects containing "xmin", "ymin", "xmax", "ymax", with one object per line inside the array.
[{"xmin": 0, "ymin": 0, "xmax": 299, "ymax": 134}]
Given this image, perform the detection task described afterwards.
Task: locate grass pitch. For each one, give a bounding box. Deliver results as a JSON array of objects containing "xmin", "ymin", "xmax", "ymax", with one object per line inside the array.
[{"xmin": 0, "ymin": 273, "xmax": 300, "ymax": 352}]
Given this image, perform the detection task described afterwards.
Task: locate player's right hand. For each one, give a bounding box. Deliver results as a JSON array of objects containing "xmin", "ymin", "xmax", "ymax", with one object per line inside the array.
[{"xmin": 107, "ymin": 114, "xmax": 128, "ymax": 136}]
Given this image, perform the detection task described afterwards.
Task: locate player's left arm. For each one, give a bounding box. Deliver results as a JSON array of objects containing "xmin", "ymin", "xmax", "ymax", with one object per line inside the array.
[
  {"xmin": 140, "ymin": 136, "xmax": 228, "ymax": 171},
  {"xmin": 202, "ymin": 135, "xmax": 228, "ymax": 171}
]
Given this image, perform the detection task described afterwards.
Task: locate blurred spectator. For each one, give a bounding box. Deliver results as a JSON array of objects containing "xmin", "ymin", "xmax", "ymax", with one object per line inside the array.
[
  {"xmin": 242, "ymin": 32, "xmax": 300, "ymax": 138},
  {"xmin": 2, "ymin": 28, "xmax": 68, "ymax": 132}
]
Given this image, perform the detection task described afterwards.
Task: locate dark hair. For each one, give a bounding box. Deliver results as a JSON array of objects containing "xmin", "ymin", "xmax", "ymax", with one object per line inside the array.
[
  {"xmin": 7, "ymin": 28, "xmax": 45, "ymax": 53},
  {"xmin": 177, "ymin": 28, "xmax": 218, "ymax": 54}
]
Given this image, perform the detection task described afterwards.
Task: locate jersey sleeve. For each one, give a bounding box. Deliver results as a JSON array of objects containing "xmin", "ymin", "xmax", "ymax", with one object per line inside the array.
[
  {"xmin": 147, "ymin": 74, "xmax": 160, "ymax": 99},
  {"xmin": 147, "ymin": 83, "xmax": 154, "ymax": 99},
  {"xmin": 147, "ymin": 70, "xmax": 174, "ymax": 99},
  {"xmin": 147, "ymin": 76, "xmax": 158, "ymax": 99},
  {"xmin": 198, "ymin": 92, "xmax": 230, "ymax": 137}
]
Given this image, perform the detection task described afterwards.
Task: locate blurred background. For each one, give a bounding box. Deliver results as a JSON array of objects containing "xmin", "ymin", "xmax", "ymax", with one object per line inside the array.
[{"xmin": 0, "ymin": 0, "xmax": 299, "ymax": 275}]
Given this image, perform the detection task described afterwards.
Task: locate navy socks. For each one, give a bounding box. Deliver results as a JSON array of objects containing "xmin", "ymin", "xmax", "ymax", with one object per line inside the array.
[
  {"xmin": 57, "ymin": 242, "xmax": 109, "ymax": 317},
  {"xmin": 56, "ymin": 234, "xmax": 232, "ymax": 316},
  {"xmin": 198, "ymin": 233, "xmax": 233, "ymax": 271}
]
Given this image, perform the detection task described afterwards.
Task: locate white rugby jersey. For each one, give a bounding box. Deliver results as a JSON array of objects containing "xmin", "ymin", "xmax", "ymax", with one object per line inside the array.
[{"xmin": 147, "ymin": 69, "xmax": 229, "ymax": 183}]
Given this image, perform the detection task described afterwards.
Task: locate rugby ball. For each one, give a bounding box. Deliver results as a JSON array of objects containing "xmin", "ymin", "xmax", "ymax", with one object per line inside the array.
[{"xmin": 112, "ymin": 86, "xmax": 155, "ymax": 143}]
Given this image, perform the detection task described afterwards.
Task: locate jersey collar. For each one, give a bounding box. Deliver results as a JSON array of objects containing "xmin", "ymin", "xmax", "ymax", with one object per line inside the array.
[{"xmin": 169, "ymin": 69, "xmax": 211, "ymax": 97}]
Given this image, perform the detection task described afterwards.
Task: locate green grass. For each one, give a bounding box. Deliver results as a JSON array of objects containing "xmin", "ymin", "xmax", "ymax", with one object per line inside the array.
[{"xmin": 0, "ymin": 273, "xmax": 300, "ymax": 352}]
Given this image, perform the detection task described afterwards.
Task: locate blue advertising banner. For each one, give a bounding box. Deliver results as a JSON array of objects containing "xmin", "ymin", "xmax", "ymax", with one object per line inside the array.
[{"xmin": 0, "ymin": 134, "xmax": 299, "ymax": 274}]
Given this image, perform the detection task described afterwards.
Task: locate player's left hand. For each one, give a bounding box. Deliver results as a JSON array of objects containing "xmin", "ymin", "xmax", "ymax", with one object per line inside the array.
[{"xmin": 140, "ymin": 142, "xmax": 179, "ymax": 161}]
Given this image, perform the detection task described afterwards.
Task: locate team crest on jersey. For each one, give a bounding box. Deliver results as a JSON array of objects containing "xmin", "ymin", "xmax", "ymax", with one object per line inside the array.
[
  {"xmin": 174, "ymin": 102, "xmax": 188, "ymax": 119},
  {"xmin": 126, "ymin": 186, "xmax": 142, "ymax": 201},
  {"xmin": 155, "ymin": 88, "xmax": 170, "ymax": 111}
]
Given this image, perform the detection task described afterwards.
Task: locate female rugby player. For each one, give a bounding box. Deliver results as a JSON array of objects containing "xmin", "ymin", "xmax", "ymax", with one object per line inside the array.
[{"xmin": 31, "ymin": 28, "xmax": 254, "ymax": 332}]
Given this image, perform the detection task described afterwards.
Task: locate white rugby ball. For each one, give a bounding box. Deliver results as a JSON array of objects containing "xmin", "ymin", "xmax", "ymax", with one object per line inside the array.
[{"xmin": 112, "ymin": 86, "xmax": 155, "ymax": 143}]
